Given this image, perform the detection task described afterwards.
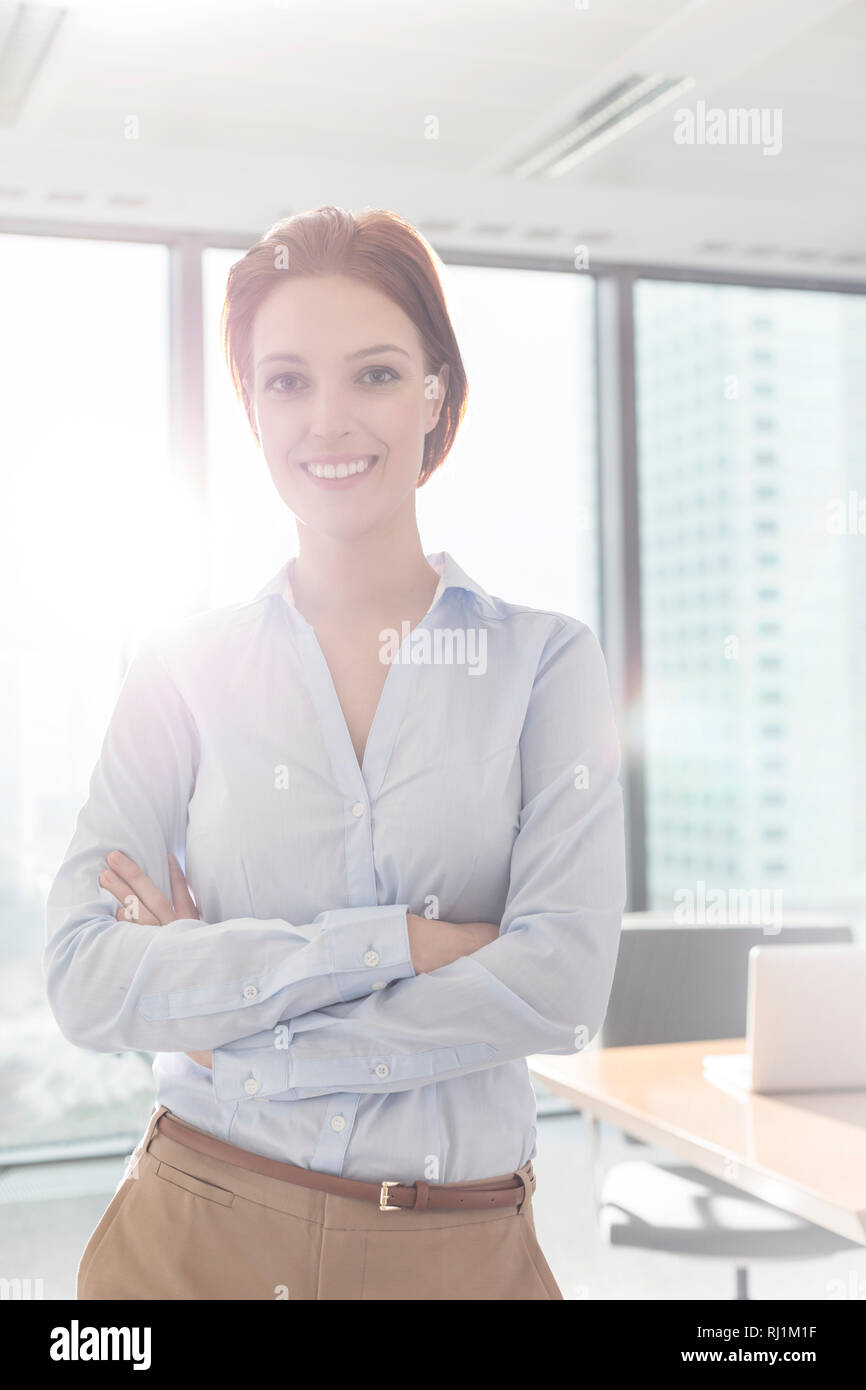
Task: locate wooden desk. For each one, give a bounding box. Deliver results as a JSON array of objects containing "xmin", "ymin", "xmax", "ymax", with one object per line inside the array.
[{"xmin": 528, "ymin": 1037, "xmax": 866, "ymax": 1246}]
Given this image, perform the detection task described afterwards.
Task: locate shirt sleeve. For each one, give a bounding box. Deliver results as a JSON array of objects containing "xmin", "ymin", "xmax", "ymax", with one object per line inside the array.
[
  {"xmin": 210, "ymin": 619, "xmax": 627, "ymax": 1102},
  {"xmin": 42, "ymin": 633, "xmax": 415, "ymax": 1054}
]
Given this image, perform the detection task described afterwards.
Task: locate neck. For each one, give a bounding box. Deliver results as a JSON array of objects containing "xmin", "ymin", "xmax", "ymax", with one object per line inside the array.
[{"xmin": 290, "ymin": 518, "xmax": 439, "ymax": 622}]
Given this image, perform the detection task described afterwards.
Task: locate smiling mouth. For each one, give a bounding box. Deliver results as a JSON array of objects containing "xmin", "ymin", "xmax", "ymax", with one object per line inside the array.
[{"xmin": 301, "ymin": 454, "xmax": 379, "ymax": 481}]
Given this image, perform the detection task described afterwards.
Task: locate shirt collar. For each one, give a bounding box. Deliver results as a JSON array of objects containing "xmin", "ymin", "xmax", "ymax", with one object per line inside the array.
[{"xmin": 253, "ymin": 550, "xmax": 497, "ymax": 618}]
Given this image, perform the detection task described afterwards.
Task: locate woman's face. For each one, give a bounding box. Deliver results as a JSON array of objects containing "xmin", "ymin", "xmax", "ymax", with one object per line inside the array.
[{"xmin": 247, "ymin": 274, "xmax": 449, "ymax": 538}]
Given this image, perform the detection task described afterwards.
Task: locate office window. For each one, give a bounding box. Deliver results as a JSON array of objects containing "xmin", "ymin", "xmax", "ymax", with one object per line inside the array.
[
  {"xmin": 202, "ymin": 249, "xmax": 297, "ymax": 607},
  {"xmin": 202, "ymin": 253, "xmax": 599, "ymax": 629},
  {"xmin": 635, "ymin": 279, "xmax": 866, "ymax": 918},
  {"xmin": 419, "ymin": 265, "xmax": 598, "ymax": 628},
  {"xmin": 0, "ymin": 235, "xmax": 173, "ymax": 1151}
]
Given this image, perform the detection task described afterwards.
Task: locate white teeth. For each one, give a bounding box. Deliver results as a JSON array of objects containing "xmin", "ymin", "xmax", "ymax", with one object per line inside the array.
[{"xmin": 305, "ymin": 457, "xmax": 373, "ymax": 479}]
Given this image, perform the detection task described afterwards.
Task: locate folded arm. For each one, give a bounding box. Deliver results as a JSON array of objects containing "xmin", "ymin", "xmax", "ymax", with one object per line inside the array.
[
  {"xmin": 211, "ymin": 620, "xmax": 628, "ymax": 1102},
  {"xmin": 42, "ymin": 633, "xmax": 415, "ymax": 1054}
]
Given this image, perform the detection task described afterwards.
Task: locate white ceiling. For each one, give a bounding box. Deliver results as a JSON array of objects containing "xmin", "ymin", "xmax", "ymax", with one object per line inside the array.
[{"xmin": 0, "ymin": 0, "xmax": 864, "ymax": 278}]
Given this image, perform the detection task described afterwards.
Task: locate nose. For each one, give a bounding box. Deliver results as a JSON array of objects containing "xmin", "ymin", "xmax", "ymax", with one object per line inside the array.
[{"xmin": 306, "ymin": 379, "xmax": 355, "ymax": 442}]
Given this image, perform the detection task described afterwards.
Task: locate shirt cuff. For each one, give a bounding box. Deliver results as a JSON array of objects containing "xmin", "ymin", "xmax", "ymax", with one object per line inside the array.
[
  {"xmin": 327, "ymin": 902, "xmax": 415, "ymax": 1001},
  {"xmin": 211, "ymin": 1025, "xmax": 293, "ymax": 1101}
]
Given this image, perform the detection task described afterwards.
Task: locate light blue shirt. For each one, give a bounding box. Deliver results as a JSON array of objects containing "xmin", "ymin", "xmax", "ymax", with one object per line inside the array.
[{"xmin": 44, "ymin": 551, "xmax": 627, "ymax": 1183}]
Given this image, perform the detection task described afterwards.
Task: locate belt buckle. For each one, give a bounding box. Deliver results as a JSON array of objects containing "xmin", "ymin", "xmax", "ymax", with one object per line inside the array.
[{"xmin": 379, "ymin": 1180, "xmax": 402, "ymax": 1212}]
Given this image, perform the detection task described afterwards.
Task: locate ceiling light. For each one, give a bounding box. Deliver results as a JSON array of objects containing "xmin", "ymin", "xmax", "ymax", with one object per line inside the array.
[{"xmin": 509, "ymin": 73, "xmax": 695, "ymax": 179}]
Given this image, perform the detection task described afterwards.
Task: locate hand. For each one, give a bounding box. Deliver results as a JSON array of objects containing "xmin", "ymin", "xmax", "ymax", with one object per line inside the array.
[
  {"xmin": 99, "ymin": 849, "xmax": 199, "ymax": 926},
  {"xmin": 406, "ymin": 913, "xmax": 499, "ymax": 974},
  {"xmin": 185, "ymin": 1050, "xmax": 214, "ymax": 1070},
  {"xmin": 99, "ymin": 849, "xmax": 211, "ymax": 1068}
]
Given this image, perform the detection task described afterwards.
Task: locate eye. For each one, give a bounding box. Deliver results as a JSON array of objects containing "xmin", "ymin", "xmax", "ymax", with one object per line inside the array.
[
  {"xmin": 361, "ymin": 366, "xmax": 400, "ymax": 385},
  {"xmin": 267, "ymin": 373, "xmax": 303, "ymax": 394}
]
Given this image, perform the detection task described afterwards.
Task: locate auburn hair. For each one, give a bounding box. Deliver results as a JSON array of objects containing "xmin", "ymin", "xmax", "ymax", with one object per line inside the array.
[{"xmin": 220, "ymin": 205, "xmax": 468, "ymax": 487}]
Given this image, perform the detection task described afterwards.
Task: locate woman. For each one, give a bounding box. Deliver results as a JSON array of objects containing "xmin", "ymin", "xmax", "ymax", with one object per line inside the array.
[{"xmin": 44, "ymin": 205, "xmax": 627, "ymax": 1301}]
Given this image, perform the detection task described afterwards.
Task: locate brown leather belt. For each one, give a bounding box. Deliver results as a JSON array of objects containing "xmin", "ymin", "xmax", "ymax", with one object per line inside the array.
[{"xmin": 152, "ymin": 1111, "xmax": 535, "ymax": 1213}]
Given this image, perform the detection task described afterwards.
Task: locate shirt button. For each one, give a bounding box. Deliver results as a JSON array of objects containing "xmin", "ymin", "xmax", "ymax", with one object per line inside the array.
[
  {"xmin": 351, "ymin": 802, "xmax": 365, "ymax": 818},
  {"xmin": 371, "ymin": 981, "xmax": 387, "ymax": 990},
  {"xmin": 374, "ymin": 1063, "xmax": 390, "ymax": 1078},
  {"xmin": 330, "ymin": 1114, "xmax": 346, "ymax": 1132},
  {"xmin": 363, "ymin": 949, "xmax": 380, "ymax": 967},
  {"xmin": 242, "ymin": 984, "xmax": 258, "ymax": 1000},
  {"xmin": 244, "ymin": 1077, "xmax": 260, "ymax": 1096}
]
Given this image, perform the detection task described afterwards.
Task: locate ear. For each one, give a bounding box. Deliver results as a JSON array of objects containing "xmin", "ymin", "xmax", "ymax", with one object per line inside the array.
[{"xmin": 427, "ymin": 363, "xmax": 450, "ymax": 426}]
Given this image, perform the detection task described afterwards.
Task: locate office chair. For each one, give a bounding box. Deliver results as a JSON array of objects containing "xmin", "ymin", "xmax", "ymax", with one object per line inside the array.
[{"xmin": 588, "ymin": 912, "xmax": 863, "ymax": 1300}]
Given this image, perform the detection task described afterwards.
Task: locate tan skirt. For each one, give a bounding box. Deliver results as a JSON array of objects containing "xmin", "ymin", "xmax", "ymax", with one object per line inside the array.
[{"xmin": 77, "ymin": 1104, "xmax": 564, "ymax": 1300}]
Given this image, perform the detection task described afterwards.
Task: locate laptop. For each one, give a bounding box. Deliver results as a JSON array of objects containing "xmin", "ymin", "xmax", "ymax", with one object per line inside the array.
[{"xmin": 702, "ymin": 942, "xmax": 866, "ymax": 1093}]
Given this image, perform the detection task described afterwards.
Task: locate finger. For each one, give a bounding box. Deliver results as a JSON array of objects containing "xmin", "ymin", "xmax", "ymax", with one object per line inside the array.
[
  {"xmin": 100, "ymin": 868, "xmax": 158, "ymax": 923},
  {"xmin": 168, "ymin": 852, "xmax": 199, "ymax": 920},
  {"xmin": 106, "ymin": 850, "xmax": 175, "ymax": 925},
  {"xmin": 115, "ymin": 899, "xmax": 159, "ymax": 925},
  {"xmin": 99, "ymin": 867, "xmax": 135, "ymax": 904}
]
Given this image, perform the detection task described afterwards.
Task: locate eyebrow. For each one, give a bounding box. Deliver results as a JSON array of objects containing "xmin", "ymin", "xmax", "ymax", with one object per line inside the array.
[{"xmin": 256, "ymin": 344, "xmax": 412, "ymax": 369}]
